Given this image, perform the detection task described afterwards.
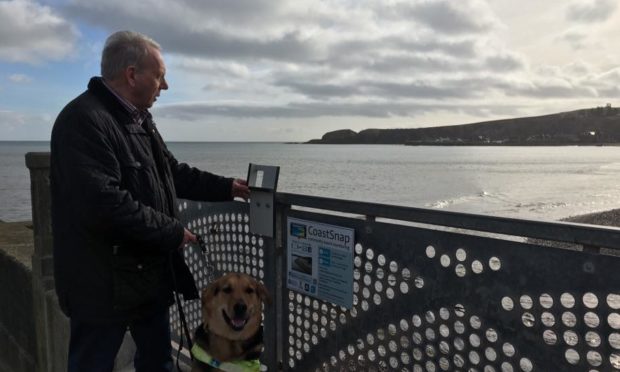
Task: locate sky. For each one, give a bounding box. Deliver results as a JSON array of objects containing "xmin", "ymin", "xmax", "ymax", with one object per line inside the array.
[{"xmin": 0, "ymin": 0, "xmax": 619, "ymax": 142}]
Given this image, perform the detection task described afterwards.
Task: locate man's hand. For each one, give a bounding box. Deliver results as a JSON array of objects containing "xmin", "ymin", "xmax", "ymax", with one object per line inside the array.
[
  {"xmin": 232, "ymin": 178, "xmax": 250, "ymax": 200},
  {"xmin": 178, "ymin": 228, "xmax": 197, "ymax": 250}
]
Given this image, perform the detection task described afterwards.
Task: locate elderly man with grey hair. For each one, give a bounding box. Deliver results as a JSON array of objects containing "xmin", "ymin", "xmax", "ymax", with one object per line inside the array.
[{"xmin": 50, "ymin": 30, "xmax": 249, "ymax": 371}]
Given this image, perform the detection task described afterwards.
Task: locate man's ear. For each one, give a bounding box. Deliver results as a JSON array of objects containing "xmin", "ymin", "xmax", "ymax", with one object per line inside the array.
[{"xmin": 125, "ymin": 65, "xmax": 137, "ymax": 88}]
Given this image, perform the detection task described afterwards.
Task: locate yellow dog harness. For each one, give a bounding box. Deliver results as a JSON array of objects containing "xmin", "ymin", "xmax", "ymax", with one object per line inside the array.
[{"xmin": 190, "ymin": 343, "xmax": 260, "ymax": 372}]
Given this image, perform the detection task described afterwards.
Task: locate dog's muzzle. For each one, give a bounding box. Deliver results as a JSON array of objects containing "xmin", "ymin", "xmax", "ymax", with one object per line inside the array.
[{"xmin": 223, "ymin": 302, "xmax": 249, "ymax": 331}]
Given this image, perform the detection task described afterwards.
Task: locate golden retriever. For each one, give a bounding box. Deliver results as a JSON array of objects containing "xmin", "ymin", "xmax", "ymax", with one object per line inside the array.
[{"xmin": 191, "ymin": 273, "xmax": 270, "ymax": 371}]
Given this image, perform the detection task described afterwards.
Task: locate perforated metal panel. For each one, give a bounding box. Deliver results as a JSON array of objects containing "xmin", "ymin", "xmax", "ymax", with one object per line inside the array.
[
  {"xmin": 170, "ymin": 199, "xmax": 277, "ymax": 369},
  {"xmin": 281, "ymin": 209, "xmax": 620, "ymax": 372}
]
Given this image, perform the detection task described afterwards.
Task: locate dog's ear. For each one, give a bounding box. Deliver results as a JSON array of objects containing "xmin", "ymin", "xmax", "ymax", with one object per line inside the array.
[
  {"xmin": 255, "ymin": 280, "xmax": 272, "ymax": 305},
  {"xmin": 202, "ymin": 278, "xmax": 222, "ymax": 309}
]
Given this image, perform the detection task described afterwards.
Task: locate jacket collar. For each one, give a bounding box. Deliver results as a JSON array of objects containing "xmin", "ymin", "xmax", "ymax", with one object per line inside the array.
[{"xmin": 87, "ymin": 77, "xmax": 148, "ymax": 133}]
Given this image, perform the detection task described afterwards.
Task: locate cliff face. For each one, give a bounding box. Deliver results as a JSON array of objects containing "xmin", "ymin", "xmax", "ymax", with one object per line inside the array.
[{"xmin": 307, "ymin": 107, "xmax": 620, "ymax": 145}]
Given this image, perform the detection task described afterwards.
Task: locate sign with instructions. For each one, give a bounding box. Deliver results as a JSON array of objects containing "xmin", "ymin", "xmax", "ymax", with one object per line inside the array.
[{"xmin": 286, "ymin": 217, "xmax": 355, "ymax": 308}]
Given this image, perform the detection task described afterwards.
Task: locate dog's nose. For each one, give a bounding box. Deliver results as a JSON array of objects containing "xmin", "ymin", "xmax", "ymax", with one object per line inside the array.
[{"xmin": 234, "ymin": 302, "xmax": 247, "ymax": 317}]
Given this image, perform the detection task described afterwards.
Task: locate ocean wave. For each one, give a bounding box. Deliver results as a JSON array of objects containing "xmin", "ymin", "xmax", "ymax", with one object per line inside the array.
[{"xmin": 426, "ymin": 191, "xmax": 497, "ymax": 209}]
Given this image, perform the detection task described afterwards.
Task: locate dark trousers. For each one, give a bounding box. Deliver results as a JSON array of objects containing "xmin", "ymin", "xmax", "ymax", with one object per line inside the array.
[{"xmin": 68, "ymin": 307, "xmax": 173, "ymax": 372}]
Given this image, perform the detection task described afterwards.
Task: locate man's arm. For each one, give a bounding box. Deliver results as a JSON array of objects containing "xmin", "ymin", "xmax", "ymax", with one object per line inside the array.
[{"xmin": 156, "ymin": 132, "xmax": 249, "ymax": 201}]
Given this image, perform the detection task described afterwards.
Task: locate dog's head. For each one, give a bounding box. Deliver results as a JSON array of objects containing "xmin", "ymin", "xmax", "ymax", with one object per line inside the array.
[{"xmin": 201, "ymin": 273, "xmax": 270, "ymax": 341}]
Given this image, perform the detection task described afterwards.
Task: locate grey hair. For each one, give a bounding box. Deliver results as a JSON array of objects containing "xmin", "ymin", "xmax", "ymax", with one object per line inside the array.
[{"xmin": 101, "ymin": 31, "xmax": 161, "ymax": 80}]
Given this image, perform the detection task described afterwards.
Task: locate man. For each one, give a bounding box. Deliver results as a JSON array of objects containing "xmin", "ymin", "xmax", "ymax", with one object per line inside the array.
[{"xmin": 50, "ymin": 30, "xmax": 249, "ymax": 372}]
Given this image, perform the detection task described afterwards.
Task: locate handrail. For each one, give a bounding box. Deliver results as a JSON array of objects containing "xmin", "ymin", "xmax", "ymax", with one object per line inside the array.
[{"xmin": 276, "ymin": 192, "xmax": 620, "ymax": 250}]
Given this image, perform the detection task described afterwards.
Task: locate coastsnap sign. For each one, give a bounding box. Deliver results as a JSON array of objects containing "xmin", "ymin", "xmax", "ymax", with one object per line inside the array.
[{"xmin": 286, "ymin": 217, "xmax": 354, "ymax": 308}]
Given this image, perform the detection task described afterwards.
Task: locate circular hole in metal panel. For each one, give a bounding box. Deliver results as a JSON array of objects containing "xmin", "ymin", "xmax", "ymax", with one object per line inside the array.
[
  {"xmin": 609, "ymin": 333, "xmax": 620, "ymax": 349},
  {"xmin": 607, "ymin": 293, "xmax": 620, "ymax": 309},
  {"xmin": 565, "ymin": 349, "xmax": 580, "ymax": 365},
  {"xmin": 412, "ymin": 332, "xmax": 423, "ymax": 345},
  {"xmin": 485, "ymin": 347, "xmax": 497, "ymax": 361},
  {"xmin": 389, "ymin": 261, "xmax": 398, "ymax": 273},
  {"xmin": 365, "ymin": 248, "xmax": 374, "ymax": 260},
  {"xmin": 519, "ymin": 357, "xmax": 533, "ymax": 371},
  {"xmin": 400, "ymin": 282, "xmax": 409, "ymax": 294},
  {"xmin": 426, "ymin": 311, "xmax": 436, "ymax": 323},
  {"xmin": 400, "ymin": 335, "xmax": 410, "ymax": 348},
  {"xmin": 587, "ymin": 350, "xmax": 603, "ymax": 367},
  {"xmin": 521, "ymin": 312, "xmax": 535, "ymax": 327},
  {"xmin": 583, "ymin": 292, "xmax": 599, "ymax": 309},
  {"xmin": 543, "ymin": 330, "xmax": 557, "ymax": 345},
  {"xmin": 425, "ymin": 344, "xmax": 436, "ymax": 358},
  {"xmin": 611, "ymin": 352, "xmax": 620, "ymax": 369},
  {"xmin": 425, "ymin": 328, "xmax": 436, "ymax": 341},
  {"xmin": 375, "ymin": 267, "xmax": 384, "ymax": 280},
  {"xmin": 454, "ymin": 337, "xmax": 465, "ymax": 351},
  {"xmin": 454, "ymin": 320, "xmax": 465, "ymax": 334},
  {"xmin": 520, "ymin": 295, "xmax": 533, "ymax": 310},
  {"xmin": 562, "ymin": 311, "xmax": 577, "ymax": 327},
  {"xmin": 425, "ymin": 360, "xmax": 436, "ymax": 372},
  {"xmin": 470, "ymin": 316, "xmax": 482, "ymax": 329},
  {"xmin": 502, "ymin": 342, "xmax": 515, "ymax": 357},
  {"xmin": 608, "ymin": 313, "xmax": 620, "ymax": 329},
  {"xmin": 541, "ymin": 312, "xmax": 555, "ymax": 327},
  {"xmin": 539, "ymin": 293, "xmax": 553, "ymax": 309},
  {"xmin": 584, "ymin": 312, "xmax": 600, "ymax": 328},
  {"xmin": 489, "ymin": 257, "xmax": 501, "ymax": 271},
  {"xmin": 415, "ymin": 276, "xmax": 425, "ymax": 288},
  {"xmin": 469, "ymin": 333, "xmax": 481, "ymax": 347},
  {"xmin": 355, "ymin": 243, "xmax": 363, "ymax": 255},
  {"xmin": 439, "ymin": 340, "xmax": 450, "ymax": 354},
  {"xmin": 472, "ymin": 260, "xmax": 484, "ymax": 274},
  {"xmin": 469, "ymin": 350, "xmax": 480, "ymax": 365},
  {"xmin": 377, "ymin": 254, "xmax": 386, "ymax": 266},
  {"xmin": 560, "ymin": 293, "xmax": 575, "ymax": 309},
  {"xmin": 502, "ymin": 297, "xmax": 514, "ymax": 311},
  {"xmin": 564, "ymin": 330, "xmax": 579, "ymax": 346},
  {"xmin": 455, "ymin": 264, "xmax": 466, "ymax": 277},
  {"xmin": 456, "ymin": 248, "xmax": 467, "ymax": 261},
  {"xmin": 439, "ymin": 324, "xmax": 450, "ymax": 337},
  {"xmin": 440, "ymin": 255, "xmax": 451, "ymax": 267},
  {"xmin": 454, "ymin": 354, "xmax": 465, "ymax": 368},
  {"xmin": 426, "ymin": 246, "xmax": 436, "ymax": 258},
  {"xmin": 486, "ymin": 328, "xmax": 498, "ymax": 343},
  {"xmin": 586, "ymin": 331, "xmax": 601, "ymax": 347}
]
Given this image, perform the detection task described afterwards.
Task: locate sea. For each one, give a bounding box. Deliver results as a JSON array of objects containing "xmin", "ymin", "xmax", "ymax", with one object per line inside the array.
[{"xmin": 2, "ymin": 141, "xmax": 620, "ymax": 223}]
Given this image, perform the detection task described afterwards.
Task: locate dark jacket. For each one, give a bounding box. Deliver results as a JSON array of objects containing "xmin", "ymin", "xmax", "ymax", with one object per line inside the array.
[{"xmin": 50, "ymin": 77, "xmax": 233, "ymax": 322}]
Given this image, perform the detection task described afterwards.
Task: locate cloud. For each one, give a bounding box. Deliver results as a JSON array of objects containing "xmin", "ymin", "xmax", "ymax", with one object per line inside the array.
[
  {"xmin": 0, "ymin": 0, "xmax": 78, "ymax": 63},
  {"xmin": 8, "ymin": 74, "xmax": 33, "ymax": 83},
  {"xmin": 566, "ymin": 0, "xmax": 617, "ymax": 23},
  {"xmin": 0, "ymin": 110, "xmax": 52, "ymax": 140},
  {"xmin": 385, "ymin": 0, "xmax": 497, "ymax": 35}
]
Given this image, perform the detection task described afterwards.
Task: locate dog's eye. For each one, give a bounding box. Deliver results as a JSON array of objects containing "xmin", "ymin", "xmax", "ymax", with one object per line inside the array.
[
  {"xmin": 245, "ymin": 287, "xmax": 255, "ymax": 294},
  {"xmin": 223, "ymin": 287, "xmax": 232, "ymax": 294}
]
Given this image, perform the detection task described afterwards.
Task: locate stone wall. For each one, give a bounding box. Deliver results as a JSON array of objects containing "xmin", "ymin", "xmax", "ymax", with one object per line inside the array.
[{"xmin": 0, "ymin": 222, "xmax": 36, "ymax": 372}]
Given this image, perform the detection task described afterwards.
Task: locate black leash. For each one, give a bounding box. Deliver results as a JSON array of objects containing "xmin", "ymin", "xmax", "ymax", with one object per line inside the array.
[{"xmin": 170, "ymin": 233, "xmax": 209, "ymax": 371}]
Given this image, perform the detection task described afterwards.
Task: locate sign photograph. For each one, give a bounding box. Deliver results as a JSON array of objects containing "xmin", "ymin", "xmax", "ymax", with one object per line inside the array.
[{"xmin": 286, "ymin": 217, "xmax": 355, "ymax": 308}]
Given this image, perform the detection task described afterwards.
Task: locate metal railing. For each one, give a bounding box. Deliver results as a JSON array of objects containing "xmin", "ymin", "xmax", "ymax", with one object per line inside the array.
[{"xmin": 174, "ymin": 193, "xmax": 620, "ymax": 372}]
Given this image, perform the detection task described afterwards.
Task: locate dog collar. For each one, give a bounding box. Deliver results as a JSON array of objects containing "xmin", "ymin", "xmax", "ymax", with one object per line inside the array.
[{"xmin": 191, "ymin": 343, "xmax": 260, "ymax": 372}]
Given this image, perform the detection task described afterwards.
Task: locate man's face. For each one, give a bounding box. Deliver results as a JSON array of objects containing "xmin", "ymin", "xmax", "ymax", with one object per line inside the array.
[{"xmin": 132, "ymin": 46, "xmax": 168, "ymax": 110}]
